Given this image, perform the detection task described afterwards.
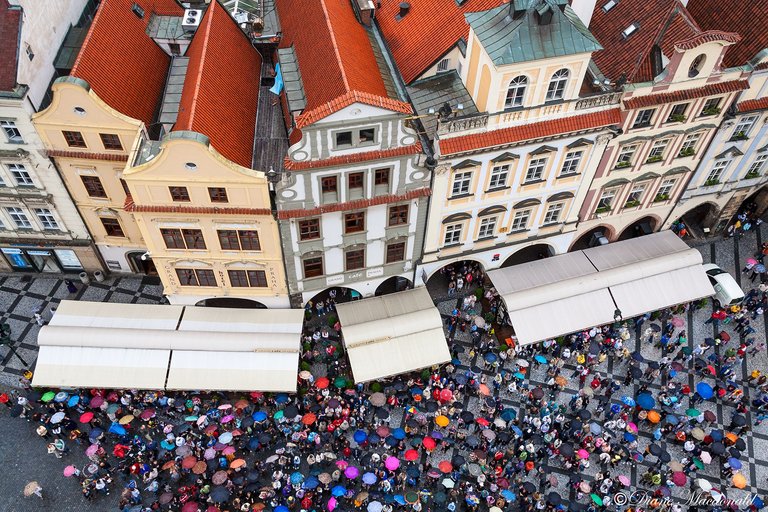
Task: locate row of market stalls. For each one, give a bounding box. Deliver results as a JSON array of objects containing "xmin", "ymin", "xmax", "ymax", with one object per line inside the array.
[{"xmin": 31, "ymin": 230, "xmax": 714, "ymax": 392}]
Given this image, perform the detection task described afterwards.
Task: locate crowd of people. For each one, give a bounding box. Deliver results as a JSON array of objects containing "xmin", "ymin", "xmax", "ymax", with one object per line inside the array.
[{"xmin": 2, "ymin": 244, "xmax": 768, "ymax": 511}]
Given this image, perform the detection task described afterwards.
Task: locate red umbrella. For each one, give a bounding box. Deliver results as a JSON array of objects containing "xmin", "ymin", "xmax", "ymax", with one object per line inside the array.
[
  {"xmin": 302, "ymin": 413, "xmax": 317, "ymax": 425},
  {"xmin": 672, "ymin": 472, "xmax": 687, "ymax": 486},
  {"xmin": 439, "ymin": 389, "xmax": 453, "ymax": 402},
  {"xmin": 79, "ymin": 412, "xmax": 94, "ymax": 423},
  {"xmin": 438, "ymin": 461, "xmax": 452, "ymax": 473},
  {"xmin": 316, "ymin": 377, "xmax": 330, "ymax": 389},
  {"xmin": 404, "ymin": 449, "xmax": 419, "ymax": 461},
  {"xmin": 423, "ymin": 437, "xmax": 436, "ymax": 450},
  {"xmin": 719, "ymin": 331, "xmax": 730, "ymax": 342},
  {"xmin": 182, "ymin": 456, "xmax": 198, "ymax": 469},
  {"xmin": 476, "ymin": 418, "xmax": 490, "ymax": 427},
  {"xmin": 182, "ymin": 502, "xmax": 199, "ymax": 512}
]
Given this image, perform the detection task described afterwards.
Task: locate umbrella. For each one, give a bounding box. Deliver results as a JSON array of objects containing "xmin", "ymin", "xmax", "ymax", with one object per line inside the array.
[
  {"xmin": 423, "ymin": 437, "xmax": 436, "ymax": 450},
  {"xmin": 392, "ymin": 428, "xmax": 405, "ymax": 440},
  {"xmin": 700, "ymin": 451, "xmax": 712, "ymax": 464},
  {"xmin": 577, "ymin": 449, "xmax": 589, "ymax": 459},
  {"xmin": 435, "ymin": 415, "xmax": 449, "ymax": 427},
  {"xmin": 728, "ymin": 457, "xmax": 742, "ymax": 470},
  {"xmin": 631, "ymin": 352, "xmax": 644, "ymax": 362},
  {"xmin": 252, "ymin": 411, "xmax": 267, "ymax": 422},
  {"xmin": 316, "ymin": 377, "xmax": 329, "ymax": 389},
  {"xmin": 500, "ymin": 408, "xmax": 516, "ymax": 421},
  {"xmin": 547, "ymin": 492, "xmax": 562, "ymax": 506},
  {"xmin": 218, "ymin": 432, "xmax": 233, "ymax": 444},
  {"xmin": 696, "ymin": 383, "xmax": 714, "ymax": 399},
  {"xmin": 385, "ymin": 456, "xmax": 400, "ymax": 471},
  {"xmin": 369, "ymin": 392, "xmax": 386, "ymax": 407},
  {"xmin": 89, "ymin": 395, "xmax": 104, "ymax": 408},
  {"xmin": 404, "ymin": 449, "xmax": 419, "ymax": 461},
  {"xmin": 636, "ymin": 393, "xmax": 655, "ymax": 410},
  {"xmin": 589, "ymin": 422, "xmax": 602, "ymax": 434},
  {"xmin": 362, "ymin": 472, "xmax": 377, "ymax": 485},
  {"xmin": 672, "ymin": 472, "xmax": 687, "ymax": 486},
  {"xmin": 732, "ymin": 473, "xmax": 747, "ymax": 489},
  {"xmin": 647, "ymin": 410, "xmax": 661, "ymax": 423},
  {"xmin": 67, "ymin": 395, "xmax": 80, "ymax": 407},
  {"xmin": 119, "ymin": 414, "xmax": 134, "ymax": 425},
  {"xmin": 698, "ymin": 478, "xmax": 713, "ymax": 492},
  {"xmin": 63, "ymin": 465, "xmax": 77, "ymax": 477},
  {"xmin": 345, "ymin": 466, "xmax": 359, "ymax": 479},
  {"xmin": 290, "ymin": 472, "xmax": 304, "ymax": 485},
  {"xmin": 438, "ymin": 460, "xmax": 452, "ymax": 473},
  {"xmin": 516, "ymin": 359, "xmax": 529, "ymax": 367},
  {"xmin": 182, "ymin": 503, "xmax": 199, "ymax": 512},
  {"xmin": 621, "ymin": 396, "xmax": 636, "ymax": 407},
  {"xmin": 23, "ymin": 481, "xmax": 41, "ymax": 497},
  {"xmin": 108, "ymin": 423, "xmax": 126, "ymax": 436},
  {"xmin": 182, "ymin": 456, "xmax": 198, "ymax": 469},
  {"xmin": 484, "ymin": 353, "xmax": 498, "ymax": 363},
  {"xmin": 302, "ymin": 413, "xmax": 317, "ymax": 425},
  {"xmin": 732, "ymin": 415, "xmax": 746, "ymax": 427},
  {"xmin": 534, "ymin": 355, "xmax": 548, "ymax": 364},
  {"xmin": 51, "ymin": 411, "xmax": 66, "ymax": 424},
  {"xmin": 210, "ymin": 486, "xmax": 230, "ymax": 503},
  {"xmin": 591, "ymin": 494, "xmax": 603, "ymax": 506},
  {"xmin": 686, "ymin": 408, "xmax": 701, "ymax": 417},
  {"xmin": 354, "ymin": 430, "xmax": 367, "ymax": 443},
  {"xmin": 671, "ymin": 317, "xmax": 684, "ymax": 327},
  {"xmin": 212, "ymin": 470, "xmax": 229, "ymax": 485},
  {"xmin": 331, "ymin": 485, "xmax": 347, "ymax": 497},
  {"xmin": 192, "ymin": 461, "xmax": 206, "ymax": 475}
]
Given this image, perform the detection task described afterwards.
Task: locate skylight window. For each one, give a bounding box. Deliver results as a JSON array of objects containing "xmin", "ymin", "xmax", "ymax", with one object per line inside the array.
[
  {"xmin": 602, "ymin": 0, "xmax": 617, "ymax": 12},
  {"xmin": 622, "ymin": 23, "xmax": 639, "ymax": 39}
]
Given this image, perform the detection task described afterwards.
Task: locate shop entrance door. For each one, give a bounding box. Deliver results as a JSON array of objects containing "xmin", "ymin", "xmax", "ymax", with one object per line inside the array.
[{"xmin": 27, "ymin": 250, "xmax": 62, "ymax": 273}]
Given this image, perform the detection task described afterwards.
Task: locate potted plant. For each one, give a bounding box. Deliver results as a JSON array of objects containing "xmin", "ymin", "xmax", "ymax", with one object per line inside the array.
[
  {"xmin": 668, "ymin": 114, "xmax": 687, "ymax": 123},
  {"xmin": 624, "ymin": 199, "xmax": 641, "ymax": 208},
  {"xmin": 595, "ymin": 205, "xmax": 611, "ymax": 214},
  {"xmin": 654, "ymin": 193, "xmax": 669, "ymax": 202},
  {"xmin": 704, "ymin": 178, "xmax": 721, "ymax": 187},
  {"xmin": 701, "ymin": 106, "xmax": 720, "ymax": 116},
  {"xmin": 615, "ymin": 160, "xmax": 632, "ymax": 169},
  {"xmin": 678, "ymin": 147, "xmax": 695, "ymax": 157},
  {"xmin": 731, "ymin": 131, "xmax": 749, "ymax": 141},
  {"xmin": 646, "ymin": 155, "xmax": 663, "ymax": 164},
  {"xmin": 745, "ymin": 170, "xmax": 761, "ymax": 179}
]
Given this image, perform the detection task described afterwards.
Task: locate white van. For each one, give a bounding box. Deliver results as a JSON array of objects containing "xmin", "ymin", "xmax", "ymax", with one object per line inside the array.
[{"xmin": 702, "ymin": 263, "xmax": 745, "ymax": 307}]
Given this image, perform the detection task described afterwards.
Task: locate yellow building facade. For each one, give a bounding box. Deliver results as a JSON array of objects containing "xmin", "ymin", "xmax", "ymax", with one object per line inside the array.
[{"xmin": 124, "ymin": 132, "xmax": 290, "ymax": 308}]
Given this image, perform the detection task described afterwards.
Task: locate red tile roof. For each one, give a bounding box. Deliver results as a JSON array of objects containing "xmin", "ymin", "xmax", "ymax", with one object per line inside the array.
[
  {"xmin": 277, "ymin": 187, "xmax": 431, "ymax": 219},
  {"xmin": 376, "ymin": 0, "xmax": 503, "ymax": 84},
  {"xmin": 47, "ymin": 149, "xmax": 129, "ymax": 162},
  {"xmin": 686, "ymin": 0, "xmax": 768, "ymax": 67},
  {"xmin": 738, "ymin": 97, "xmax": 768, "ymax": 113},
  {"xmin": 284, "ymin": 143, "xmax": 423, "ymax": 170},
  {"xmin": 71, "ymin": 0, "xmax": 182, "ymax": 127},
  {"xmin": 174, "ymin": 1, "xmax": 261, "ymax": 168},
  {"xmin": 439, "ymin": 109, "xmax": 621, "ymax": 156},
  {"xmin": 276, "ymin": 0, "xmax": 410, "ymax": 127},
  {"xmin": 623, "ymin": 79, "xmax": 749, "ymax": 109},
  {"xmin": 589, "ymin": 0, "xmax": 702, "ymax": 83},
  {"xmin": 0, "ymin": 0, "xmax": 21, "ymax": 91}
]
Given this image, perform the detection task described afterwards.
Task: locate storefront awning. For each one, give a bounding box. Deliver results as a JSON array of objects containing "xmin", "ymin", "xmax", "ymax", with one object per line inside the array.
[
  {"xmin": 489, "ymin": 230, "xmax": 713, "ymax": 345},
  {"xmin": 336, "ymin": 287, "xmax": 450, "ymax": 383}
]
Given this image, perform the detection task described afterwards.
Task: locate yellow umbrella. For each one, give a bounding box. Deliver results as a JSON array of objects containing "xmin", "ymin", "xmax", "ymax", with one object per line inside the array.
[
  {"xmin": 732, "ymin": 473, "xmax": 747, "ymax": 489},
  {"xmin": 435, "ymin": 415, "xmax": 450, "ymax": 427},
  {"xmin": 119, "ymin": 415, "xmax": 134, "ymax": 425},
  {"xmin": 23, "ymin": 481, "xmax": 41, "ymax": 497}
]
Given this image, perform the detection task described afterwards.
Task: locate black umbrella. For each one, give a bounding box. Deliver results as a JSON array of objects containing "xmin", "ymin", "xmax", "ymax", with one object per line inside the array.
[
  {"xmin": 466, "ymin": 435, "xmax": 480, "ymax": 447},
  {"xmin": 704, "ymin": 338, "xmax": 716, "ymax": 347},
  {"xmin": 710, "ymin": 442, "xmax": 725, "ymax": 455},
  {"xmin": 232, "ymin": 475, "xmax": 245, "ymax": 486},
  {"xmin": 650, "ymin": 324, "xmax": 661, "ymax": 332},
  {"xmin": 283, "ymin": 405, "xmax": 299, "ymax": 418},
  {"xmin": 460, "ymin": 411, "xmax": 474, "ymax": 423},
  {"xmin": 453, "ymin": 344, "xmax": 465, "ymax": 353},
  {"xmin": 731, "ymin": 415, "xmax": 746, "ymax": 426},
  {"xmin": 406, "ymin": 419, "xmax": 419, "ymax": 428},
  {"xmin": 258, "ymin": 433, "xmax": 272, "ymax": 444},
  {"xmin": 451, "ymin": 454, "xmax": 466, "ymax": 467},
  {"xmin": 9, "ymin": 403, "xmax": 22, "ymax": 417},
  {"xmin": 631, "ymin": 352, "xmax": 645, "ymax": 362},
  {"xmin": 174, "ymin": 423, "xmax": 190, "ymax": 434},
  {"xmin": 660, "ymin": 451, "xmax": 671, "ymax": 463},
  {"xmin": 206, "ymin": 458, "xmax": 218, "ymax": 472},
  {"xmin": 647, "ymin": 361, "xmax": 660, "ymax": 369},
  {"xmin": 484, "ymin": 397, "xmax": 496, "ymax": 408},
  {"xmin": 532, "ymin": 387, "xmax": 544, "ymax": 399},
  {"xmin": 385, "ymin": 436, "xmax": 398, "ymax": 447},
  {"xmin": 589, "ymin": 341, "xmax": 600, "ymax": 355},
  {"xmin": 241, "ymin": 416, "xmax": 254, "ymax": 428},
  {"xmin": 406, "ymin": 467, "xmax": 420, "ymax": 478},
  {"xmin": 729, "ymin": 448, "xmax": 741, "ymax": 459},
  {"xmin": 569, "ymin": 420, "xmax": 583, "ymax": 431},
  {"xmin": 522, "ymin": 481, "xmax": 536, "ymax": 493},
  {"xmin": 559, "ymin": 444, "xmax": 574, "ymax": 457},
  {"xmin": 247, "ymin": 470, "xmax": 260, "ymax": 482},
  {"xmin": 649, "ymin": 444, "xmax": 662, "ymax": 457},
  {"xmin": 433, "ymin": 491, "xmax": 447, "ymax": 503},
  {"xmin": 577, "ymin": 409, "xmax": 590, "ymax": 420},
  {"xmin": 374, "ymin": 408, "xmax": 389, "ymax": 420},
  {"xmin": 734, "ymin": 439, "xmax": 746, "ymax": 451},
  {"xmin": 630, "ymin": 366, "xmax": 642, "ymax": 378},
  {"xmin": 210, "ymin": 486, "xmax": 230, "ymax": 502},
  {"xmin": 496, "ymin": 431, "xmax": 511, "ymax": 444},
  {"xmin": 424, "ymin": 401, "xmax": 439, "ymax": 413},
  {"xmin": 548, "ymin": 492, "xmax": 562, "ymax": 506}
]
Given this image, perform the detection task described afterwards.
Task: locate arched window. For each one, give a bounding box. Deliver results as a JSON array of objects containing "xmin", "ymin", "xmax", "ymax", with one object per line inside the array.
[
  {"xmin": 504, "ymin": 75, "xmax": 528, "ymax": 108},
  {"xmin": 545, "ymin": 68, "xmax": 569, "ymax": 101}
]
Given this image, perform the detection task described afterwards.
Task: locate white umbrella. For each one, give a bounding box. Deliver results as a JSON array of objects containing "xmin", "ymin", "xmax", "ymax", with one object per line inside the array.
[
  {"xmin": 697, "ymin": 478, "xmax": 713, "ymax": 492},
  {"xmin": 441, "ymin": 478, "xmax": 455, "ymax": 489},
  {"xmin": 51, "ymin": 411, "xmax": 66, "ymax": 424},
  {"xmin": 516, "ymin": 359, "xmax": 530, "ymax": 368}
]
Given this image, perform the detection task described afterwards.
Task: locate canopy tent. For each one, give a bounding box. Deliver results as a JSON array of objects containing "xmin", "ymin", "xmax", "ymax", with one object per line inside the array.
[
  {"xmin": 488, "ymin": 230, "xmax": 713, "ymax": 345},
  {"xmin": 336, "ymin": 287, "xmax": 450, "ymax": 383},
  {"xmin": 32, "ymin": 302, "xmax": 304, "ymax": 392},
  {"xmin": 166, "ymin": 308, "xmax": 303, "ymax": 392}
]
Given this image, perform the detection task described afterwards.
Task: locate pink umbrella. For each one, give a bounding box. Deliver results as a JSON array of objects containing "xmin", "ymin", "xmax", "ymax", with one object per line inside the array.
[
  {"xmin": 217, "ymin": 404, "xmax": 232, "ymax": 410},
  {"xmin": 222, "ymin": 446, "xmax": 236, "ymax": 455},
  {"xmin": 221, "ymin": 415, "xmax": 235, "ymax": 424},
  {"xmin": 672, "ymin": 472, "xmax": 687, "ymax": 486},
  {"xmin": 140, "ymin": 409, "xmax": 155, "ymax": 420},
  {"xmin": 577, "ymin": 449, "xmax": 589, "ymax": 459},
  {"xmin": 627, "ymin": 422, "xmax": 638, "ymax": 433},
  {"xmin": 618, "ymin": 475, "xmax": 631, "ymax": 486},
  {"xmin": 385, "ymin": 456, "xmax": 400, "ymax": 471},
  {"xmin": 86, "ymin": 444, "xmax": 100, "ymax": 457},
  {"xmin": 747, "ymin": 258, "xmax": 758, "ymax": 265},
  {"xmin": 89, "ymin": 396, "xmax": 104, "ymax": 408},
  {"xmin": 328, "ymin": 497, "xmax": 338, "ymax": 511},
  {"xmin": 63, "ymin": 465, "xmax": 77, "ymax": 477},
  {"xmin": 344, "ymin": 466, "xmax": 360, "ymax": 479},
  {"xmin": 182, "ymin": 502, "xmax": 200, "ymax": 512},
  {"xmin": 204, "ymin": 448, "xmax": 216, "ymax": 460},
  {"xmin": 671, "ymin": 317, "xmax": 685, "ymax": 328},
  {"xmin": 335, "ymin": 460, "xmax": 349, "ymax": 470}
]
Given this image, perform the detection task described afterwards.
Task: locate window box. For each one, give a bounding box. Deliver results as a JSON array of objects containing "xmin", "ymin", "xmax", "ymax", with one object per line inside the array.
[
  {"xmin": 667, "ymin": 114, "xmax": 687, "ymax": 123},
  {"xmin": 704, "ymin": 179, "xmax": 721, "ymax": 187},
  {"xmin": 745, "ymin": 171, "xmax": 761, "ymax": 180},
  {"xmin": 624, "ymin": 200, "xmax": 641, "ymax": 208},
  {"xmin": 614, "ymin": 161, "xmax": 632, "ymax": 169},
  {"xmin": 645, "ymin": 155, "xmax": 663, "ymax": 164},
  {"xmin": 677, "ymin": 147, "xmax": 695, "ymax": 158},
  {"xmin": 700, "ymin": 107, "xmax": 720, "ymax": 117},
  {"xmin": 653, "ymin": 193, "xmax": 669, "ymax": 202},
  {"xmin": 730, "ymin": 132, "xmax": 749, "ymax": 141},
  {"xmin": 448, "ymin": 193, "xmax": 473, "ymax": 200},
  {"xmin": 595, "ymin": 206, "xmax": 612, "ymax": 214}
]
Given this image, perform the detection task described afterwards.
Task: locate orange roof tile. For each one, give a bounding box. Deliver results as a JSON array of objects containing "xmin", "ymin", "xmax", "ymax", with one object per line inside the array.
[
  {"xmin": 284, "ymin": 143, "xmax": 423, "ymax": 171},
  {"xmin": 623, "ymin": 79, "xmax": 749, "ymax": 109},
  {"xmin": 276, "ymin": 0, "xmax": 410, "ymax": 126},
  {"xmin": 590, "ymin": 0, "xmax": 702, "ymax": 83},
  {"xmin": 439, "ymin": 109, "xmax": 621, "ymax": 156},
  {"xmin": 174, "ymin": 1, "xmax": 261, "ymax": 168},
  {"xmin": 71, "ymin": 0, "xmax": 183, "ymax": 127},
  {"xmin": 686, "ymin": 0, "xmax": 768, "ymax": 67},
  {"xmin": 738, "ymin": 97, "xmax": 768, "ymax": 113},
  {"xmin": 277, "ymin": 187, "xmax": 431, "ymax": 219},
  {"xmin": 0, "ymin": 0, "xmax": 21, "ymax": 92},
  {"xmin": 376, "ymin": 0, "xmax": 503, "ymax": 84}
]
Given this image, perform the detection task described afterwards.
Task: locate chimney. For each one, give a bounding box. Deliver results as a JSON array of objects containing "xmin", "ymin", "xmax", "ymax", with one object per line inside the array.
[
  {"xmin": 396, "ymin": 2, "xmax": 410, "ymax": 20},
  {"xmin": 571, "ymin": 0, "xmax": 598, "ymax": 28},
  {"xmin": 356, "ymin": 0, "xmax": 376, "ymax": 26}
]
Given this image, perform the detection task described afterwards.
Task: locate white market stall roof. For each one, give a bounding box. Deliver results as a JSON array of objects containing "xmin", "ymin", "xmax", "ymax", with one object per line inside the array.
[
  {"xmin": 335, "ymin": 287, "xmax": 451, "ymax": 383},
  {"xmin": 488, "ymin": 230, "xmax": 713, "ymax": 346},
  {"xmin": 32, "ymin": 303, "xmax": 304, "ymax": 392}
]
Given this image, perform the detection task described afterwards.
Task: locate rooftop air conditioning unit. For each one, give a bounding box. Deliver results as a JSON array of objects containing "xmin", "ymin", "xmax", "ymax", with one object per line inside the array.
[{"xmin": 182, "ymin": 8, "xmax": 203, "ymax": 33}]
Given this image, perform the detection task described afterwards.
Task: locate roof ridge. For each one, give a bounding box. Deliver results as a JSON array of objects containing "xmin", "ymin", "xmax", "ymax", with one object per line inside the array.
[
  {"xmin": 628, "ymin": 1, "xmax": 681, "ymax": 81},
  {"xmin": 180, "ymin": 1, "xmax": 216, "ymax": 131},
  {"xmin": 70, "ymin": 0, "xmax": 106, "ymax": 77},
  {"xmin": 319, "ymin": 0, "xmax": 349, "ymax": 91}
]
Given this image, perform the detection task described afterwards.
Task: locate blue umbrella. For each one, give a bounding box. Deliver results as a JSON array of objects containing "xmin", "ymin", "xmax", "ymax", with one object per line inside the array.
[
  {"xmin": 610, "ymin": 404, "xmax": 622, "ymax": 414},
  {"xmin": 275, "ymin": 394, "xmax": 289, "ymax": 404},
  {"xmin": 354, "ymin": 430, "xmax": 368, "ymax": 443},
  {"xmin": 534, "ymin": 355, "xmax": 547, "ymax": 364},
  {"xmin": 332, "ymin": 485, "xmax": 347, "ymax": 497},
  {"xmin": 624, "ymin": 432, "xmax": 636, "ymax": 442},
  {"xmin": 108, "ymin": 422, "xmax": 126, "ymax": 436},
  {"xmin": 385, "ymin": 436, "xmax": 398, "ymax": 447},
  {"xmin": 711, "ymin": 430, "xmax": 724, "ymax": 442},
  {"xmin": 411, "ymin": 387, "xmax": 423, "ymax": 396},
  {"xmin": 392, "ymin": 428, "xmax": 406, "ymax": 440},
  {"xmin": 394, "ymin": 495, "xmax": 406, "ymax": 505},
  {"xmin": 511, "ymin": 425, "xmax": 523, "ymax": 436},
  {"xmin": 54, "ymin": 391, "xmax": 69, "ymax": 403},
  {"xmin": 275, "ymin": 507, "xmax": 289, "ymax": 512},
  {"xmin": 368, "ymin": 433, "xmax": 381, "ymax": 444},
  {"xmin": 756, "ymin": 264, "xmax": 766, "ymax": 273},
  {"xmin": 753, "ymin": 496, "xmax": 764, "ymax": 509},
  {"xmin": 252, "ymin": 411, "xmax": 267, "ymax": 422},
  {"xmin": 67, "ymin": 395, "xmax": 80, "ymax": 407},
  {"xmin": 484, "ymin": 353, "xmax": 498, "ymax": 363},
  {"xmin": 513, "ymin": 372, "xmax": 525, "ymax": 380},
  {"xmin": 303, "ymin": 476, "xmax": 319, "ymax": 489},
  {"xmin": 363, "ymin": 472, "xmax": 377, "ymax": 484},
  {"xmin": 291, "ymin": 472, "xmax": 304, "ymax": 484},
  {"xmin": 665, "ymin": 415, "xmax": 679, "ymax": 425},
  {"xmin": 636, "ymin": 393, "xmax": 655, "ymax": 410},
  {"xmin": 500, "ymin": 408, "xmax": 516, "ymax": 421},
  {"xmin": 728, "ymin": 457, "xmax": 742, "ymax": 470},
  {"xmin": 160, "ymin": 440, "xmax": 175, "ymax": 450},
  {"xmin": 621, "ymin": 396, "xmax": 636, "ymax": 407},
  {"xmin": 248, "ymin": 438, "xmax": 260, "ymax": 450},
  {"xmin": 501, "ymin": 490, "xmax": 517, "ymax": 501},
  {"xmin": 696, "ymin": 382, "xmax": 714, "ymax": 400}
]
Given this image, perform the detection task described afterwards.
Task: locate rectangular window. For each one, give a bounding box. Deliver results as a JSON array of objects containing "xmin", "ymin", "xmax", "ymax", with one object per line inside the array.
[
  {"xmin": 80, "ymin": 175, "xmax": 107, "ymax": 197},
  {"xmin": 217, "ymin": 230, "xmax": 240, "ymax": 250},
  {"xmin": 169, "ymin": 186, "xmax": 190, "ymax": 202},
  {"xmin": 524, "ymin": 157, "xmax": 547, "ymax": 182},
  {"xmin": 543, "ymin": 203, "xmax": 564, "ymax": 224},
  {"xmin": 437, "ymin": 58, "xmax": 449, "ymax": 72},
  {"xmin": 228, "ymin": 269, "xmax": 249, "ymax": 287},
  {"xmin": 183, "ymin": 229, "xmax": 205, "ymax": 249},
  {"xmin": 732, "ymin": 115, "xmax": 758, "ymax": 139},
  {"xmin": 348, "ymin": 172, "xmax": 364, "ymax": 190},
  {"xmin": 161, "ymin": 228, "xmax": 205, "ymax": 249},
  {"xmin": 345, "ymin": 248, "xmax": 365, "ymax": 271},
  {"xmin": 632, "ymin": 109, "xmax": 655, "ymax": 128},
  {"xmin": 747, "ymin": 154, "xmax": 768, "ymax": 177},
  {"xmin": 99, "ymin": 133, "xmax": 123, "ymax": 150},
  {"xmin": 451, "ymin": 171, "xmax": 472, "ymax": 196},
  {"xmin": 616, "ymin": 144, "xmax": 637, "ymax": 166},
  {"xmin": 298, "ymin": 218, "xmax": 320, "ymax": 240},
  {"xmin": 161, "ymin": 228, "xmax": 186, "ymax": 249},
  {"xmin": 62, "ymin": 130, "xmax": 86, "ymax": 148},
  {"xmin": 358, "ymin": 128, "xmax": 375, "ymax": 145},
  {"xmin": 626, "ymin": 184, "xmax": 645, "ymax": 205},
  {"xmin": 247, "ymin": 270, "xmax": 268, "ymax": 287},
  {"xmin": 597, "ymin": 189, "xmax": 616, "ymax": 210},
  {"xmin": 228, "ymin": 269, "xmax": 268, "ymax": 287},
  {"xmin": 707, "ymin": 160, "xmax": 730, "ymax": 184},
  {"xmin": 196, "ymin": 270, "xmax": 217, "ymax": 286},
  {"xmin": 647, "ymin": 139, "xmax": 669, "ymax": 160},
  {"xmin": 321, "ymin": 176, "xmax": 338, "ymax": 202},
  {"xmin": 335, "ymin": 131, "xmax": 353, "ymax": 148},
  {"xmin": 385, "ymin": 241, "xmax": 406, "ymax": 264},
  {"xmin": 6, "ymin": 207, "xmax": 31, "ymax": 229},
  {"xmin": 34, "ymin": 208, "xmax": 59, "ymax": 230},
  {"xmin": 100, "ymin": 217, "xmax": 125, "ymax": 237},
  {"xmin": 488, "ymin": 164, "xmax": 509, "ymax": 189},
  {"xmin": 344, "ymin": 212, "xmax": 365, "ymax": 233},
  {"xmin": 444, "ymin": 223, "xmax": 462, "ymax": 245},
  {"xmin": 511, "ymin": 209, "xmax": 531, "ymax": 230},
  {"xmin": 8, "ymin": 164, "xmax": 33, "ymax": 186},
  {"xmin": 701, "ymin": 97, "xmax": 721, "ymax": 115},
  {"xmin": 303, "ymin": 256, "xmax": 324, "ymax": 278},
  {"xmin": 177, "ymin": 269, "xmax": 216, "ymax": 287},
  {"xmin": 237, "ymin": 230, "xmax": 261, "ymax": 250},
  {"xmin": 388, "ymin": 204, "xmax": 409, "ymax": 226},
  {"xmin": 657, "ymin": 179, "xmax": 676, "ymax": 199},
  {"xmin": 678, "ymin": 133, "xmax": 701, "ymax": 156},
  {"xmin": 667, "ymin": 103, "xmax": 688, "ymax": 122},
  {"xmin": 374, "ymin": 168, "xmax": 390, "ymax": 185},
  {"xmin": 1, "ymin": 120, "xmax": 23, "ymax": 143},
  {"xmin": 478, "ymin": 217, "xmax": 496, "ymax": 238},
  {"xmin": 560, "ymin": 151, "xmax": 582, "ymax": 176},
  {"xmin": 207, "ymin": 187, "xmax": 228, "ymax": 203}
]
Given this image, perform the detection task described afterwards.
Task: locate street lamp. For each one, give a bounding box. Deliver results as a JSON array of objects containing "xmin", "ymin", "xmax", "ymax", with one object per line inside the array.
[{"xmin": 266, "ymin": 166, "xmax": 280, "ymax": 185}]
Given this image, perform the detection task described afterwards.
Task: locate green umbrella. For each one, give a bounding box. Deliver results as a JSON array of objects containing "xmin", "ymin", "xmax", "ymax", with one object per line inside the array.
[
  {"xmin": 591, "ymin": 493, "xmax": 603, "ymax": 506},
  {"xmin": 334, "ymin": 377, "xmax": 347, "ymax": 388},
  {"xmin": 405, "ymin": 491, "xmax": 420, "ymax": 504},
  {"xmin": 682, "ymin": 347, "xmax": 692, "ymax": 355},
  {"xmin": 693, "ymin": 457, "xmax": 704, "ymax": 470},
  {"xmin": 370, "ymin": 382, "xmax": 382, "ymax": 392},
  {"xmin": 273, "ymin": 410, "xmax": 284, "ymax": 420},
  {"xmin": 686, "ymin": 408, "xmax": 701, "ymax": 417},
  {"xmin": 41, "ymin": 391, "xmax": 55, "ymax": 403}
]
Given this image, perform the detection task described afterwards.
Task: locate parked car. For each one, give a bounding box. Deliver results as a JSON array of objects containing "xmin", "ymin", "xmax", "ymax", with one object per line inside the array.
[{"xmin": 702, "ymin": 263, "xmax": 745, "ymax": 307}]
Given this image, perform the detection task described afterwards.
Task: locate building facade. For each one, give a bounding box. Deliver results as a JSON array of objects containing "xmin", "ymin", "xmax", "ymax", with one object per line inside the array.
[
  {"xmin": 274, "ymin": 0, "xmax": 430, "ymax": 306},
  {"xmin": 0, "ymin": 0, "xmax": 102, "ymax": 274}
]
